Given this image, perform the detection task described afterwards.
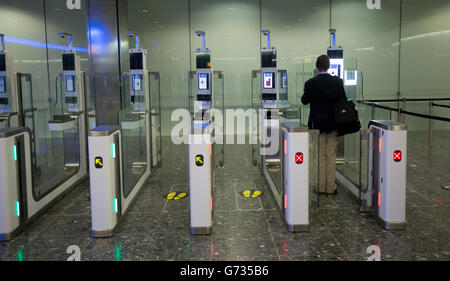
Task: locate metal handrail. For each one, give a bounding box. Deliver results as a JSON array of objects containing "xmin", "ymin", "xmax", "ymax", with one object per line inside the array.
[
  {"xmin": 357, "ymin": 100, "xmax": 450, "ymax": 122},
  {"xmin": 366, "ymin": 98, "xmax": 450, "ymax": 103},
  {"xmin": 431, "ymin": 103, "xmax": 450, "ymax": 109},
  {"xmin": 358, "ymin": 99, "xmax": 450, "ymax": 156}
]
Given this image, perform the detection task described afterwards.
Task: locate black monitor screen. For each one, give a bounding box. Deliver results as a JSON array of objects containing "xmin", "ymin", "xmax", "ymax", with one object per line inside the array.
[
  {"xmin": 63, "ymin": 53, "xmax": 75, "ymax": 71},
  {"xmin": 0, "ymin": 54, "xmax": 6, "ymax": 72},
  {"xmin": 262, "ymin": 94, "xmax": 276, "ymax": 101},
  {"xmin": 196, "ymin": 53, "xmax": 210, "ymax": 69},
  {"xmin": 261, "ymin": 49, "xmax": 276, "ymax": 68},
  {"xmin": 130, "ymin": 52, "xmax": 143, "ymax": 70},
  {"xmin": 65, "ymin": 96, "xmax": 77, "ymax": 104},
  {"xmin": 197, "ymin": 94, "xmax": 211, "ymax": 102},
  {"xmin": 327, "ymin": 49, "xmax": 344, "ymax": 59}
]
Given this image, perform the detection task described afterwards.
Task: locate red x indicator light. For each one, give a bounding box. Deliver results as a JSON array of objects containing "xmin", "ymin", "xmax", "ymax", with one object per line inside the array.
[
  {"xmin": 393, "ymin": 150, "xmax": 402, "ymax": 162},
  {"xmin": 295, "ymin": 152, "xmax": 304, "ymax": 164}
]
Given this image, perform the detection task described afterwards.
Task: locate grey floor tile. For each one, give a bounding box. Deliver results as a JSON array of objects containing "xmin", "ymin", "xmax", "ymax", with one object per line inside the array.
[
  {"xmin": 146, "ymin": 232, "xmax": 212, "ymax": 261},
  {"xmin": 82, "ymin": 234, "xmax": 151, "ymax": 261},
  {"xmin": 2, "ymin": 134, "xmax": 448, "ymax": 261}
]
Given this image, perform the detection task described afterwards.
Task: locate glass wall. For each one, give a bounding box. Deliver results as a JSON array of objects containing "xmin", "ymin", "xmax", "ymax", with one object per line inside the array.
[
  {"xmin": 400, "ymin": 0, "xmax": 450, "ymax": 98},
  {"xmin": 127, "ymin": 0, "xmax": 191, "ymax": 137},
  {"xmin": 125, "ymin": 0, "xmax": 450, "ymax": 136},
  {"xmin": 3, "ymin": 0, "xmax": 448, "ymax": 137},
  {"xmin": 0, "ymin": 0, "xmax": 89, "ymax": 197}
]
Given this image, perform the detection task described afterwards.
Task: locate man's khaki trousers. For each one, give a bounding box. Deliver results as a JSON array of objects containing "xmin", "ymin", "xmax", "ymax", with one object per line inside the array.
[{"xmin": 318, "ymin": 130, "xmax": 340, "ymax": 194}]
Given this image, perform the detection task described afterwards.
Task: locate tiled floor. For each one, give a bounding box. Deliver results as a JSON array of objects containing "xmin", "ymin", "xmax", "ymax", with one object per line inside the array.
[{"xmin": 0, "ymin": 133, "xmax": 449, "ymax": 261}]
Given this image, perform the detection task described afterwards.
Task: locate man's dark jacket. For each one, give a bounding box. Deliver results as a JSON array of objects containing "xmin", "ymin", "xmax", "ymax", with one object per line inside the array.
[{"xmin": 301, "ymin": 73, "xmax": 347, "ymax": 133}]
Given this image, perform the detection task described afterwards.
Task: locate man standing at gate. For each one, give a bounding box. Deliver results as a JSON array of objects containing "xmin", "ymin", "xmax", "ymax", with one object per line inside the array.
[{"xmin": 301, "ymin": 55, "xmax": 347, "ymax": 197}]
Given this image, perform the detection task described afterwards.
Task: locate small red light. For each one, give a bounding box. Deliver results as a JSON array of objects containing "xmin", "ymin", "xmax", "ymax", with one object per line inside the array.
[
  {"xmin": 378, "ymin": 192, "xmax": 381, "ymax": 207},
  {"xmin": 284, "ymin": 194, "xmax": 287, "ymax": 209},
  {"xmin": 379, "ymin": 137, "xmax": 382, "ymax": 153},
  {"xmin": 393, "ymin": 150, "xmax": 402, "ymax": 162},
  {"xmin": 295, "ymin": 152, "xmax": 303, "ymax": 164},
  {"xmin": 284, "ymin": 140, "xmax": 287, "ymax": 155},
  {"xmin": 211, "ymin": 196, "xmax": 213, "ymax": 210}
]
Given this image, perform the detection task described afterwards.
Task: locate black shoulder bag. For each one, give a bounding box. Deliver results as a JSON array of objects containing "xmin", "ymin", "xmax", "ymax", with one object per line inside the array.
[{"xmin": 333, "ymin": 98, "xmax": 361, "ymax": 136}]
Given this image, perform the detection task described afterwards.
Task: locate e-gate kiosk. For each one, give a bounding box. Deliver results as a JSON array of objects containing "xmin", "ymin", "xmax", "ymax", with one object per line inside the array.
[
  {"xmin": 327, "ymin": 29, "xmax": 358, "ymax": 95},
  {"xmin": 366, "ymin": 121, "xmax": 407, "ymax": 229},
  {"xmin": 0, "ymin": 32, "xmax": 88, "ymax": 241},
  {"xmin": 189, "ymin": 30, "xmax": 217, "ymax": 235},
  {"xmin": 89, "ymin": 32, "xmax": 160, "ymax": 238},
  {"xmin": 327, "ymin": 29, "xmax": 344, "ymax": 80},
  {"xmin": 336, "ymin": 120, "xmax": 408, "ymax": 230},
  {"xmin": 48, "ymin": 32, "xmax": 86, "ymax": 170},
  {"xmin": 259, "ymin": 30, "xmax": 309, "ymax": 232}
]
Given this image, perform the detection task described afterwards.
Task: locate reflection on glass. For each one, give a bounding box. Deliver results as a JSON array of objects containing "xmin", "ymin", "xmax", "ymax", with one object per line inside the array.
[
  {"xmin": 149, "ymin": 72, "xmax": 162, "ymax": 168},
  {"xmin": 120, "ymin": 74, "xmax": 148, "ymax": 198},
  {"xmin": 213, "ymin": 71, "xmax": 225, "ymax": 167},
  {"xmin": 251, "ymin": 70, "xmax": 262, "ymax": 167},
  {"xmin": 32, "ymin": 73, "xmax": 80, "ymax": 199}
]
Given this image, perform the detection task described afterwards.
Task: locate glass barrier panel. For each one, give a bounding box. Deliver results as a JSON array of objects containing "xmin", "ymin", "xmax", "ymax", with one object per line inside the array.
[
  {"xmin": 309, "ymin": 129, "xmax": 320, "ymax": 208},
  {"xmin": 120, "ymin": 74, "xmax": 148, "ymax": 198},
  {"xmin": 19, "ymin": 74, "xmax": 38, "ymax": 172},
  {"xmin": 32, "ymin": 71, "xmax": 81, "ymax": 199},
  {"xmin": 213, "ymin": 71, "xmax": 225, "ymax": 167},
  {"xmin": 84, "ymin": 73, "xmax": 97, "ymax": 131},
  {"xmin": 251, "ymin": 70, "xmax": 261, "ymax": 167},
  {"xmin": 149, "ymin": 72, "xmax": 162, "ymax": 168}
]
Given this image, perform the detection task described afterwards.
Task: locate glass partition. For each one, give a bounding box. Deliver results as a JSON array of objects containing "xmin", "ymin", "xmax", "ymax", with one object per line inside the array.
[
  {"xmin": 84, "ymin": 72, "xmax": 97, "ymax": 131},
  {"xmin": 296, "ymin": 60, "xmax": 315, "ymax": 125},
  {"xmin": 149, "ymin": 72, "xmax": 162, "ymax": 168},
  {"xmin": 213, "ymin": 71, "xmax": 225, "ymax": 167},
  {"xmin": 334, "ymin": 68, "xmax": 366, "ymax": 200},
  {"xmin": 120, "ymin": 73, "xmax": 148, "ymax": 198},
  {"xmin": 251, "ymin": 70, "xmax": 261, "ymax": 167},
  {"xmin": 17, "ymin": 73, "xmax": 38, "ymax": 172},
  {"xmin": 31, "ymin": 70, "xmax": 83, "ymax": 199}
]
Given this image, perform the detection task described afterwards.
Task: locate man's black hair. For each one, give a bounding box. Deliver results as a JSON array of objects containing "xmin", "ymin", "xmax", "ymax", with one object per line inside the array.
[{"xmin": 316, "ymin": 55, "xmax": 330, "ymax": 71}]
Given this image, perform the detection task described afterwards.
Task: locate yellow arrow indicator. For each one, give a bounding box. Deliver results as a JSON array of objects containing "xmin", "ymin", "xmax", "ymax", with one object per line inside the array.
[
  {"xmin": 196, "ymin": 156, "xmax": 203, "ymax": 165},
  {"xmin": 95, "ymin": 157, "xmax": 103, "ymax": 168}
]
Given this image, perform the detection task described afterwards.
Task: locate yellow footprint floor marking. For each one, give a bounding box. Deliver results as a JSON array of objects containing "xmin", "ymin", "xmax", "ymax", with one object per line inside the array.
[
  {"xmin": 174, "ymin": 192, "xmax": 187, "ymax": 200},
  {"xmin": 242, "ymin": 190, "xmax": 262, "ymax": 198},
  {"xmin": 166, "ymin": 192, "xmax": 177, "ymax": 200},
  {"xmin": 165, "ymin": 192, "xmax": 189, "ymax": 200},
  {"xmin": 252, "ymin": 190, "xmax": 262, "ymax": 198}
]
